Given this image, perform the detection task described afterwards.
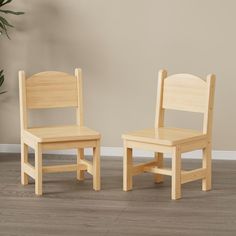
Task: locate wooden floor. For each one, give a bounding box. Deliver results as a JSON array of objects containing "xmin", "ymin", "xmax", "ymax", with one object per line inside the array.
[{"xmin": 0, "ymin": 153, "xmax": 235, "ymax": 236}]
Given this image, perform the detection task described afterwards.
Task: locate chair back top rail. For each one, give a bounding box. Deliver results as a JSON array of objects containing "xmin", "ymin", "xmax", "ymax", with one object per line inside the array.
[
  {"xmin": 155, "ymin": 70, "xmax": 216, "ymax": 136},
  {"xmin": 19, "ymin": 69, "xmax": 84, "ymax": 129}
]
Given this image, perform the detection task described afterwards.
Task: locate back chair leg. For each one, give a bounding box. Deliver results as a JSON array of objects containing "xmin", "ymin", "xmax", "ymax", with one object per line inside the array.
[
  {"xmin": 35, "ymin": 143, "xmax": 43, "ymax": 196},
  {"xmin": 93, "ymin": 140, "xmax": 100, "ymax": 191},
  {"xmin": 21, "ymin": 142, "xmax": 29, "ymax": 185},
  {"xmin": 171, "ymin": 146, "xmax": 181, "ymax": 200},
  {"xmin": 202, "ymin": 144, "xmax": 212, "ymax": 191},
  {"xmin": 77, "ymin": 148, "xmax": 85, "ymax": 181},
  {"xmin": 154, "ymin": 152, "xmax": 164, "ymax": 183},
  {"xmin": 123, "ymin": 146, "xmax": 133, "ymax": 191}
]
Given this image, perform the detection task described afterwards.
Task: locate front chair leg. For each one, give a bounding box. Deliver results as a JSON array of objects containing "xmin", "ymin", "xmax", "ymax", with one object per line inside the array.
[
  {"xmin": 154, "ymin": 152, "xmax": 164, "ymax": 183},
  {"xmin": 171, "ymin": 146, "xmax": 181, "ymax": 200},
  {"xmin": 123, "ymin": 145, "xmax": 133, "ymax": 191},
  {"xmin": 202, "ymin": 143, "xmax": 212, "ymax": 191},
  {"xmin": 77, "ymin": 148, "xmax": 85, "ymax": 181},
  {"xmin": 35, "ymin": 143, "xmax": 43, "ymax": 196},
  {"xmin": 21, "ymin": 142, "xmax": 29, "ymax": 185},
  {"xmin": 93, "ymin": 140, "xmax": 101, "ymax": 191}
]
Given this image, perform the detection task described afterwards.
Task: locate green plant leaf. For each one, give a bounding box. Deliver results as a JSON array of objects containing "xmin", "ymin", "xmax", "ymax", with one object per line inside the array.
[
  {"xmin": 0, "ymin": 70, "xmax": 6, "ymax": 94},
  {"xmin": 0, "ymin": 75, "xmax": 4, "ymax": 87},
  {"xmin": 0, "ymin": 19, "xmax": 10, "ymax": 38},
  {"xmin": 0, "ymin": 16, "xmax": 14, "ymax": 27},
  {"xmin": 0, "ymin": 0, "xmax": 13, "ymax": 7},
  {"xmin": 0, "ymin": 9, "xmax": 24, "ymax": 15}
]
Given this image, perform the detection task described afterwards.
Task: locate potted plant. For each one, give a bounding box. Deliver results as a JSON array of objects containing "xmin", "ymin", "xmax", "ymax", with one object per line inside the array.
[{"xmin": 0, "ymin": 0, "xmax": 24, "ymax": 94}]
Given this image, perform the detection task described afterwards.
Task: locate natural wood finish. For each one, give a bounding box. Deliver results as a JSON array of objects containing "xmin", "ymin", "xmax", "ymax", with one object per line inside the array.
[
  {"xmin": 181, "ymin": 168, "xmax": 206, "ymax": 184},
  {"xmin": 144, "ymin": 166, "xmax": 172, "ymax": 176},
  {"xmin": 123, "ymin": 127, "xmax": 206, "ymax": 146},
  {"xmin": 154, "ymin": 152, "xmax": 164, "ymax": 183},
  {"xmin": 42, "ymin": 164, "xmax": 87, "ymax": 174},
  {"xmin": 155, "ymin": 69, "xmax": 167, "ymax": 128},
  {"xmin": 123, "ymin": 142, "xmax": 133, "ymax": 191},
  {"xmin": 26, "ymin": 71, "xmax": 78, "ymax": 109},
  {"xmin": 171, "ymin": 146, "xmax": 181, "ymax": 200},
  {"xmin": 202, "ymin": 144, "xmax": 212, "ymax": 191},
  {"xmin": 125, "ymin": 140, "xmax": 173, "ymax": 153},
  {"xmin": 80, "ymin": 159, "xmax": 94, "ymax": 175},
  {"xmin": 162, "ymin": 74, "xmax": 208, "ymax": 113},
  {"xmin": 21, "ymin": 143, "xmax": 29, "ymax": 185},
  {"xmin": 180, "ymin": 139, "xmax": 207, "ymax": 153},
  {"xmin": 132, "ymin": 160, "xmax": 157, "ymax": 176},
  {"xmin": 77, "ymin": 148, "xmax": 85, "ymax": 180},
  {"xmin": 75, "ymin": 68, "xmax": 84, "ymax": 126},
  {"xmin": 19, "ymin": 68, "xmax": 101, "ymax": 195},
  {"xmin": 35, "ymin": 143, "xmax": 42, "ymax": 196},
  {"xmin": 93, "ymin": 140, "xmax": 101, "ymax": 191},
  {"xmin": 42, "ymin": 140, "xmax": 97, "ymax": 151},
  {"xmin": 24, "ymin": 125, "xmax": 100, "ymax": 143},
  {"xmin": 203, "ymin": 74, "xmax": 216, "ymax": 135},
  {"xmin": 19, "ymin": 71, "xmax": 28, "ymax": 129},
  {"xmin": 122, "ymin": 70, "xmax": 216, "ymax": 199},
  {"xmin": 23, "ymin": 162, "xmax": 35, "ymax": 179}
]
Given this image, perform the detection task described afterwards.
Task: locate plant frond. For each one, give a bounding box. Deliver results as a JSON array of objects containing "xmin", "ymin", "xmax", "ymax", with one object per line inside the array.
[{"xmin": 0, "ymin": 9, "xmax": 24, "ymax": 15}]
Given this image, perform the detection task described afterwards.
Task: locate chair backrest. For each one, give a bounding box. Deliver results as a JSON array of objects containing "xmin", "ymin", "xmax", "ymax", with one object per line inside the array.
[
  {"xmin": 19, "ymin": 69, "xmax": 84, "ymax": 129},
  {"xmin": 155, "ymin": 70, "xmax": 216, "ymax": 137}
]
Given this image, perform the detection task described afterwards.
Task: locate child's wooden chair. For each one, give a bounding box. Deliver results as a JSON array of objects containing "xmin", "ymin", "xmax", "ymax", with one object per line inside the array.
[
  {"xmin": 122, "ymin": 70, "xmax": 216, "ymax": 200},
  {"xmin": 19, "ymin": 69, "xmax": 101, "ymax": 195}
]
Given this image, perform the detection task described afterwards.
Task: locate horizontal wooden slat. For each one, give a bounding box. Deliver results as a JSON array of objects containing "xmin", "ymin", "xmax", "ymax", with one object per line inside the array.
[
  {"xmin": 26, "ymin": 71, "xmax": 78, "ymax": 109},
  {"xmin": 125, "ymin": 140, "xmax": 173, "ymax": 153},
  {"xmin": 132, "ymin": 161, "xmax": 157, "ymax": 176},
  {"xmin": 23, "ymin": 163, "xmax": 35, "ymax": 179},
  {"xmin": 79, "ymin": 159, "xmax": 93, "ymax": 175},
  {"xmin": 42, "ymin": 139, "xmax": 97, "ymax": 150},
  {"xmin": 163, "ymin": 74, "xmax": 208, "ymax": 113},
  {"xmin": 181, "ymin": 139, "xmax": 207, "ymax": 153},
  {"xmin": 181, "ymin": 168, "xmax": 206, "ymax": 184},
  {"xmin": 42, "ymin": 164, "xmax": 87, "ymax": 174},
  {"xmin": 144, "ymin": 166, "xmax": 172, "ymax": 176}
]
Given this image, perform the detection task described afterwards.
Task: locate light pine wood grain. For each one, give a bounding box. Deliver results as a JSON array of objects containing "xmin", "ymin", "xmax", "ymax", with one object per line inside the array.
[
  {"xmin": 26, "ymin": 71, "xmax": 78, "ymax": 109},
  {"xmin": 162, "ymin": 74, "xmax": 208, "ymax": 113},
  {"xmin": 123, "ymin": 142, "xmax": 133, "ymax": 191},
  {"xmin": 19, "ymin": 69, "xmax": 101, "ymax": 195},
  {"xmin": 122, "ymin": 70, "xmax": 216, "ymax": 200}
]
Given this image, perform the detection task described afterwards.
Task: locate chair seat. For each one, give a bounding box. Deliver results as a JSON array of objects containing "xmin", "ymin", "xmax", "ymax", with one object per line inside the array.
[
  {"xmin": 23, "ymin": 125, "xmax": 100, "ymax": 143},
  {"xmin": 122, "ymin": 127, "xmax": 206, "ymax": 146}
]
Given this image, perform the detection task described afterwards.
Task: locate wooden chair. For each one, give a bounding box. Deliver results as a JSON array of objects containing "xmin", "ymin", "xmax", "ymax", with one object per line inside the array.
[
  {"xmin": 122, "ymin": 70, "xmax": 216, "ymax": 200},
  {"xmin": 19, "ymin": 69, "xmax": 101, "ymax": 195}
]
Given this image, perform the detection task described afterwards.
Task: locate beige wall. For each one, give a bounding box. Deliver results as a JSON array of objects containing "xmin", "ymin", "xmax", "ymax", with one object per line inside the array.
[{"xmin": 0, "ymin": 0, "xmax": 235, "ymax": 150}]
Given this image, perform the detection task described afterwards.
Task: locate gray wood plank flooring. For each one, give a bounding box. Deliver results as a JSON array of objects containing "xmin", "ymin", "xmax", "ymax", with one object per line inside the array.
[{"xmin": 0, "ymin": 153, "xmax": 235, "ymax": 236}]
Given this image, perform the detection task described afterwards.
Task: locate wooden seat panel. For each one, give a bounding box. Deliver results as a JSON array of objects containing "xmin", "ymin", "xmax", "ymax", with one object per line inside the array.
[
  {"xmin": 24, "ymin": 125, "xmax": 100, "ymax": 143},
  {"xmin": 122, "ymin": 127, "xmax": 206, "ymax": 146}
]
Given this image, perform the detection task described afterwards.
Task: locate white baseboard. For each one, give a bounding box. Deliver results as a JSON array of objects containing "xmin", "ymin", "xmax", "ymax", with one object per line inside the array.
[{"xmin": 0, "ymin": 144, "xmax": 235, "ymax": 160}]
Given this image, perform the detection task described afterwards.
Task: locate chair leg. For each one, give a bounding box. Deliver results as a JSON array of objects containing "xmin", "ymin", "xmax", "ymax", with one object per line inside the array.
[
  {"xmin": 77, "ymin": 148, "xmax": 85, "ymax": 181},
  {"xmin": 93, "ymin": 140, "xmax": 100, "ymax": 191},
  {"xmin": 202, "ymin": 144, "xmax": 212, "ymax": 191},
  {"xmin": 154, "ymin": 152, "xmax": 164, "ymax": 183},
  {"xmin": 123, "ymin": 145, "xmax": 133, "ymax": 191},
  {"xmin": 35, "ymin": 143, "xmax": 43, "ymax": 196},
  {"xmin": 171, "ymin": 146, "xmax": 181, "ymax": 200},
  {"xmin": 21, "ymin": 142, "xmax": 29, "ymax": 185}
]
